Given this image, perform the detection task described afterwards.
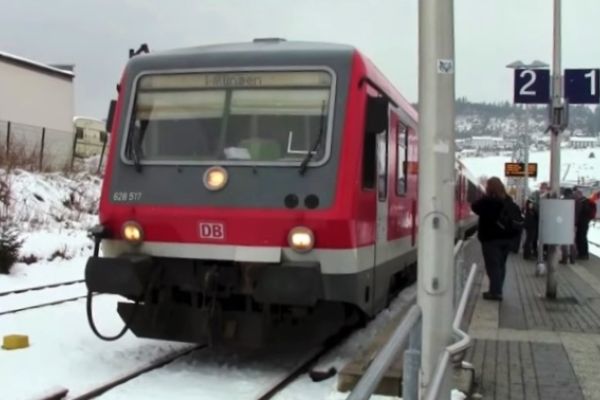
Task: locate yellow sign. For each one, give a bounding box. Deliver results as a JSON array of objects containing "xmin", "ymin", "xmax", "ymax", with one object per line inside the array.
[{"xmin": 504, "ymin": 162, "xmax": 538, "ymax": 178}]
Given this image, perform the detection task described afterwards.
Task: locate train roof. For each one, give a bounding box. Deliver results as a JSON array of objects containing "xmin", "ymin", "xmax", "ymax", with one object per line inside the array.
[
  {"xmin": 126, "ymin": 39, "xmax": 356, "ymax": 72},
  {"xmin": 160, "ymin": 39, "xmax": 356, "ymax": 57}
]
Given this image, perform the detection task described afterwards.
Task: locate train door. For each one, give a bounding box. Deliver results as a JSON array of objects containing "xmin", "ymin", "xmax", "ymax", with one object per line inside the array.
[{"xmin": 372, "ymin": 111, "xmax": 394, "ymax": 311}]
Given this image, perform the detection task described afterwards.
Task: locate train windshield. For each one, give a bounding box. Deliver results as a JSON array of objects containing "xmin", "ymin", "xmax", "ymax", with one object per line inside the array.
[{"xmin": 125, "ymin": 70, "xmax": 333, "ymax": 165}]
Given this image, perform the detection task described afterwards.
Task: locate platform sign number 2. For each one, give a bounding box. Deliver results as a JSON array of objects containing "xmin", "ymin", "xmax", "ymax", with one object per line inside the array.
[
  {"xmin": 514, "ymin": 69, "xmax": 551, "ymax": 104},
  {"xmin": 565, "ymin": 69, "xmax": 600, "ymax": 104}
]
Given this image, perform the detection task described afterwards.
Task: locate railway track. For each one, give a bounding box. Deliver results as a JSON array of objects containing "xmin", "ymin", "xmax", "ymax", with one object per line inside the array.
[
  {"xmin": 0, "ymin": 294, "xmax": 89, "ymax": 317},
  {"xmin": 0, "ymin": 279, "xmax": 84, "ymax": 297},
  {"xmin": 256, "ymin": 342, "xmax": 340, "ymax": 400},
  {"xmin": 30, "ymin": 327, "xmax": 353, "ymax": 400},
  {"xmin": 30, "ymin": 345, "xmax": 203, "ymax": 400},
  {"xmin": 0, "ymin": 280, "xmax": 90, "ymax": 317}
]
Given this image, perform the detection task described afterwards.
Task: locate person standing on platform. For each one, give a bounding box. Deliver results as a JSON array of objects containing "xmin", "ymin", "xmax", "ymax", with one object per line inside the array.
[
  {"xmin": 471, "ymin": 177, "xmax": 524, "ymax": 301},
  {"xmin": 522, "ymin": 199, "xmax": 539, "ymax": 260},
  {"xmin": 529, "ymin": 182, "xmax": 549, "ymax": 260},
  {"xmin": 575, "ymin": 189, "xmax": 595, "ymax": 260},
  {"xmin": 559, "ymin": 188, "xmax": 577, "ymax": 264}
]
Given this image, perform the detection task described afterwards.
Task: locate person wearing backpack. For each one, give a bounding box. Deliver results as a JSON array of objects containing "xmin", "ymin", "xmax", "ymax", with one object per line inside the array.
[
  {"xmin": 471, "ymin": 177, "xmax": 523, "ymax": 301},
  {"xmin": 575, "ymin": 190, "xmax": 594, "ymax": 260}
]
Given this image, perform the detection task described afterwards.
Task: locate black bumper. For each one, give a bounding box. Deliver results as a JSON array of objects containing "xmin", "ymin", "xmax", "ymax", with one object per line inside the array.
[
  {"xmin": 85, "ymin": 255, "xmax": 322, "ymax": 306},
  {"xmin": 85, "ymin": 254, "xmax": 153, "ymax": 297}
]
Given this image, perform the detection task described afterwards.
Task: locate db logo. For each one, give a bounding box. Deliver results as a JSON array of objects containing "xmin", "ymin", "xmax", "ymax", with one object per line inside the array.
[{"xmin": 199, "ymin": 222, "xmax": 225, "ymax": 240}]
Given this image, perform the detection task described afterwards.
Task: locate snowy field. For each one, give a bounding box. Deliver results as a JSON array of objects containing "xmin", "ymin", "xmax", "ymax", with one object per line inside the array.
[
  {"xmin": 1, "ymin": 146, "xmax": 598, "ymax": 399},
  {"xmin": 461, "ymin": 147, "xmax": 600, "ymax": 189},
  {"xmin": 461, "ymin": 146, "xmax": 600, "ymax": 258}
]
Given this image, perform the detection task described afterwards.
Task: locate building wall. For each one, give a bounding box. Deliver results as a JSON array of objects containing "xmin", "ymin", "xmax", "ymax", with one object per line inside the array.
[
  {"xmin": 0, "ymin": 59, "xmax": 75, "ymax": 170},
  {"xmin": 0, "ymin": 60, "xmax": 74, "ymax": 131}
]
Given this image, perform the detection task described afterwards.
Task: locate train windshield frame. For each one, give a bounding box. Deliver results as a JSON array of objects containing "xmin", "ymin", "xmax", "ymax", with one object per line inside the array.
[{"xmin": 121, "ymin": 68, "xmax": 336, "ymax": 167}]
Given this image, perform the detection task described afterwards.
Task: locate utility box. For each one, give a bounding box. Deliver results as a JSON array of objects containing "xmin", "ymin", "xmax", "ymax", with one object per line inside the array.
[{"xmin": 539, "ymin": 199, "xmax": 575, "ymax": 245}]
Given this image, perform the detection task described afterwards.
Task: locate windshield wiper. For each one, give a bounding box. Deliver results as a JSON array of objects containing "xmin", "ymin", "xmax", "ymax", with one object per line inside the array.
[
  {"xmin": 128, "ymin": 121, "xmax": 147, "ymax": 173},
  {"xmin": 299, "ymin": 101, "xmax": 327, "ymax": 175}
]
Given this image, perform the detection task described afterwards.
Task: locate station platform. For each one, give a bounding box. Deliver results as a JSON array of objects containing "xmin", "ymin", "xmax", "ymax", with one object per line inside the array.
[{"xmin": 466, "ymin": 249, "xmax": 600, "ymax": 400}]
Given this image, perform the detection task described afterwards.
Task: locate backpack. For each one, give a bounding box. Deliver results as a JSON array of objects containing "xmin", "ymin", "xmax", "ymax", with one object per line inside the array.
[
  {"xmin": 496, "ymin": 199, "xmax": 524, "ymax": 236},
  {"xmin": 583, "ymin": 199, "xmax": 597, "ymax": 220}
]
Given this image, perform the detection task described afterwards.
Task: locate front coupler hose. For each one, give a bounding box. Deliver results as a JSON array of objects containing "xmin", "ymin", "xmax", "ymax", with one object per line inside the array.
[{"xmin": 86, "ymin": 265, "xmax": 162, "ymax": 341}]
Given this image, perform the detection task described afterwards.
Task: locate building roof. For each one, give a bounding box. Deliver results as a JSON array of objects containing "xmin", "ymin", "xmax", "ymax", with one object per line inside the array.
[
  {"xmin": 0, "ymin": 51, "xmax": 74, "ymax": 79},
  {"xmin": 571, "ymin": 137, "xmax": 597, "ymax": 142}
]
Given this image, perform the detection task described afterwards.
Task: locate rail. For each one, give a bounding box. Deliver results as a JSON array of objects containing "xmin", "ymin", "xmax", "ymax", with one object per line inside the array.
[
  {"xmin": 346, "ymin": 238, "xmax": 475, "ymax": 400},
  {"xmin": 423, "ymin": 262, "xmax": 478, "ymax": 400},
  {"xmin": 345, "ymin": 305, "xmax": 421, "ymax": 400}
]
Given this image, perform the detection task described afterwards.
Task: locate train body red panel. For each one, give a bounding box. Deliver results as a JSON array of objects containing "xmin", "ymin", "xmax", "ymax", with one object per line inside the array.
[{"xmin": 85, "ymin": 40, "xmax": 482, "ymax": 346}]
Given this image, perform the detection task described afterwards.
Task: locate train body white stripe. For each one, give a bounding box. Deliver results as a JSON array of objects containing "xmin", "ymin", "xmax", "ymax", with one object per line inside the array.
[{"xmin": 101, "ymin": 235, "xmax": 416, "ymax": 275}]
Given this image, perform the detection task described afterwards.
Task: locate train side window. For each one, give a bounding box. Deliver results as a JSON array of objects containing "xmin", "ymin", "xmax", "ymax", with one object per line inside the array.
[
  {"xmin": 362, "ymin": 130, "xmax": 376, "ymax": 189},
  {"xmin": 396, "ymin": 124, "xmax": 408, "ymax": 196},
  {"xmin": 467, "ymin": 181, "xmax": 477, "ymax": 203},
  {"xmin": 376, "ymin": 131, "xmax": 388, "ymax": 201},
  {"xmin": 363, "ymin": 95, "xmax": 388, "ymax": 190}
]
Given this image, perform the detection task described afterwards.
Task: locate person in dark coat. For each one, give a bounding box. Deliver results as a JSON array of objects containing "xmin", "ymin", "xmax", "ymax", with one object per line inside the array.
[
  {"xmin": 575, "ymin": 190, "xmax": 593, "ymax": 260},
  {"xmin": 522, "ymin": 199, "xmax": 538, "ymax": 260},
  {"xmin": 471, "ymin": 177, "xmax": 518, "ymax": 301},
  {"xmin": 559, "ymin": 188, "xmax": 577, "ymax": 264},
  {"xmin": 471, "ymin": 177, "xmax": 521, "ymax": 301}
]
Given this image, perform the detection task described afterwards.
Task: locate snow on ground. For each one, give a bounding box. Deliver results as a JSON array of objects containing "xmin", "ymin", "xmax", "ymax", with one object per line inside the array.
[{"xmin": 0, "ymin": 296, "xmax": 190, "ymax": 400}]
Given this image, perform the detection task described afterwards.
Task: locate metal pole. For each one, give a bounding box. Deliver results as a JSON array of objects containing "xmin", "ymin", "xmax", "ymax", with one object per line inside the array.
[
  {"xmin": 523, "ymin": 106, "xmax": 529, "ymax": 207},
  {"xmin": 547, "ymin": 0, "xmax": 563, "ymax": 299},
  {"xmin": 418, "ymin": 0, "xmax": 455, "ymax": 396}
]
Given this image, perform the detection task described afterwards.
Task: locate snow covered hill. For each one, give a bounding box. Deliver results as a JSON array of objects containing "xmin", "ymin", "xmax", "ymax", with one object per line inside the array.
[{"xmin": 0, "ymin": 168, "xmax": 101, "ymax": 288}]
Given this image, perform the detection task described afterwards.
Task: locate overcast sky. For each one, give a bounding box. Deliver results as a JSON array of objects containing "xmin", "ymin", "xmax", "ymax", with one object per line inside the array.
[{"xmin": 1, "ymin": 0, "xmax": 599, "ymax": 118}]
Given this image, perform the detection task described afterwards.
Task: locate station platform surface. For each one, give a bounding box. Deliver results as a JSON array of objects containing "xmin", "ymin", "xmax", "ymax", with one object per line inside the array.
[{"xmin": 465, "ymin": 247, "xmax": 600, "ymax": 400}]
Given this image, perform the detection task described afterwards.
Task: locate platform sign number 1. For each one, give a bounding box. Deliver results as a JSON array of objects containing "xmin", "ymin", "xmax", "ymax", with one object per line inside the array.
[
  {"xmin": 565, "ymin": 69, "xmax": 600, "ymax": 104},
  {"xmin": 514, "ymin": 69, "xmax": 551, "ymax": 104}
]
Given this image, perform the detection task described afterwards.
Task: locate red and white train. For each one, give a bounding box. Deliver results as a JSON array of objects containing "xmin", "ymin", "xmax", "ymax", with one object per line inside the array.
[{"xmin": 85, "ymin": 39, "xmax": 482, "ymax": 346}]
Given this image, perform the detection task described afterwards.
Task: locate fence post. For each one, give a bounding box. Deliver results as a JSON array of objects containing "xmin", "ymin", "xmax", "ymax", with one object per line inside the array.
[
  {"xmin": 6, "ymin": 121, "xmax": 10, "ymax": 157},
  {"xmin": 39, "ymin": 127, "xmax": 46, "ymax": 171},
  {"xmin": 70, "ymin": 131, "xmax": 78, "ymax": 170},
  {"xmin": 97, "ymin": 139, "xmax": 108, "ymax": 174}
]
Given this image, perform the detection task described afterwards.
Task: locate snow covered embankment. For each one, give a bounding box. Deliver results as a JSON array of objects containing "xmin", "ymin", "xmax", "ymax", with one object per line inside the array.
[{"xmin": 0, "ymin": 168, "xmax": 101, "ymax": 289}]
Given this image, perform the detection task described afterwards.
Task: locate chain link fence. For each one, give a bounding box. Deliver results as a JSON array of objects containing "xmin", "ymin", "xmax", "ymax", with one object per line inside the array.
[{"xmin": 0, "ymin": 119, "xmax": 107, "ymax": 174}]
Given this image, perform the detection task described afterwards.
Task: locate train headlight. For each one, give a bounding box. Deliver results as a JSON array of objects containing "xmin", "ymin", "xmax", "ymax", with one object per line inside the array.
[
  {"xmin": 204, "ymin": 166, "xmax": 228, "ymax": 191},
  {"xmin": 288, "ymin": 226, "xmax": 315, "ymax": 253},
  {"xmin": 122, "ymin": 221, "xmax": 143, "ymax": 244}
]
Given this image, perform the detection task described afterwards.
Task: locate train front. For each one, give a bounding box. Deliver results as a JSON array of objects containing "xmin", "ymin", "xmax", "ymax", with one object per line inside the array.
[{"xmin": 85, "ymin": 42, "xmax": 361, "ymax": 346}]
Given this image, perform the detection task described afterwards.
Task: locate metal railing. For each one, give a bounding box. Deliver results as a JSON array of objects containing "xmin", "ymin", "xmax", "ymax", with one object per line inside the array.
[
  {"xmin": 346, "ymin": 238, "xmax": 477, "ymax": 400},
  {"xmin": 346, "ymin": 305, "xmax": 421, "ymax": 400},
  {"xmin": 423, "ymin": 261, "xmax": 478, "ymax": 400}
]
